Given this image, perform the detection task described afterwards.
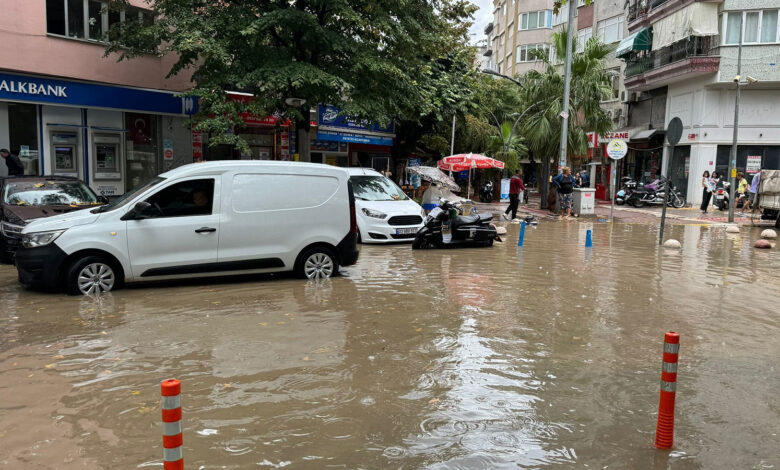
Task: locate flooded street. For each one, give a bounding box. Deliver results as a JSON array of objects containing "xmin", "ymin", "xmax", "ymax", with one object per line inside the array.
[{"xmin": 1, "ymin": 220, "xmax": 779, "ymax": 469}]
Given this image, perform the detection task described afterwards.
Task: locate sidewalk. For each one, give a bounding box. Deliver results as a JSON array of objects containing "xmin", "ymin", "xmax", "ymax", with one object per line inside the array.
[{"xmin": 474, "ymin": 194, "xmax": 760, "ymax": 226}]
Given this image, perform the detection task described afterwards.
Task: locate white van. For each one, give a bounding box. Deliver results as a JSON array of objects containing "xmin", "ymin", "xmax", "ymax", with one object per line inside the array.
[
  {"xmin": 348, "ymin": 168, "xmax": 425, "ymax": 243},
  {"xmin": 15, "ymin": 161, "xmax": 359, "ymax": 295}
]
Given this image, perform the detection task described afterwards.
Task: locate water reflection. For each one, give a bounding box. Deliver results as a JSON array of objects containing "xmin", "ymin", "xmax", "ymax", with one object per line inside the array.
[{"xmin": 0, "ymin": 222, "xmax": 777, "ymax": 468}]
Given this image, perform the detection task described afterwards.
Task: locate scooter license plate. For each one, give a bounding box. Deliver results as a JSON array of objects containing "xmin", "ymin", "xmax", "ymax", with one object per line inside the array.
[
  {"xmin": 396, "ymin": 228, "xmax": 418, "ymax": 235},
  {"xmin": 716, "ymin": 195, "xmax": 724, "ymax": 200}
]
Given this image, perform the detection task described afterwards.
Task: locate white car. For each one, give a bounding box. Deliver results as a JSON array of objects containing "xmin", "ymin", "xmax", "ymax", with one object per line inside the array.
[
  {"xmin": 15, "ymin": 161, "xmax": 359, "ymax": 295},
  {"xmin": 348, "ymin": 168, "xmax": 424, "ymax": 244}
]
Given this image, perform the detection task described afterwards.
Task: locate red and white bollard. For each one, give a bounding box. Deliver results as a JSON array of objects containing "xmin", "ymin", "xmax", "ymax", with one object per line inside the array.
[
  {"xmin": 655, "ymin": 332, "xmax": 679, "ymax": 449},
  {"xmin": 161, "ymin": 379, "xmax": 184, "ymax": 470}
]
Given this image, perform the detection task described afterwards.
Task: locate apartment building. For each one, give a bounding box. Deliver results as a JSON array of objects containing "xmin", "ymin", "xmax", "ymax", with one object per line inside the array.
[
  {"xmin": 622, "ymin": 0, "xmax": 780, "ymax": 205},
  {"xmin": 486, "ymin": 0, "xmax": 557, "ymax": 76}
]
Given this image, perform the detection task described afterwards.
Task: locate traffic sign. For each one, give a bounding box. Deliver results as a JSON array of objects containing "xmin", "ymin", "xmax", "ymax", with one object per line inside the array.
[{"xmin": 606, "ymin": 139, "xmax": 628, "ymax": 160}]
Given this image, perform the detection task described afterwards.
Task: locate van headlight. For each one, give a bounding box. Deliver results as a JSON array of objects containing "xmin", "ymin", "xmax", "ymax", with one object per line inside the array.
[
  {"xmin": 22, "ymin": 229, "xmax": 66, "ymax": 248},
  {"xmin": 361, "ymin": 208, "xmax": 387, "ymax": 219},
  {"xmin": 0, "ymin": 221, "xmax": 24, "ymax": 237}
]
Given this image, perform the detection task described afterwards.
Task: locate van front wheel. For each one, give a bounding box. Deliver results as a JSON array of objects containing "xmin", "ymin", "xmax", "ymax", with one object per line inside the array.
[
  {"xmin": 66, "ymin": 255, "xmax": 120, "ymax": 295},
  {"xmin": 296, "ymin": 247, "xmax": 339, "ymax": 280}
]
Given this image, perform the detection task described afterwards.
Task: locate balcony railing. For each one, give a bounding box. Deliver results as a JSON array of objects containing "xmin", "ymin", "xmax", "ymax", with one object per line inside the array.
[
  {"xmin": 650, "ymin": 0, "xmax": 668, "ymax": 9},
  {"xmin": 628, "ymin": 0, "xmax": 648, "ymax": 21},
  {"xmin": 625, "ymin": 35, "xmax": 719, "ymax": 78}
]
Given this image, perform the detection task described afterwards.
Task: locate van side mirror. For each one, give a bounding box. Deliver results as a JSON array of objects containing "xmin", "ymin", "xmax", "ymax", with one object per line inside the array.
[
  {"xmin": 98, "ymin": 195, "xmax": 109, "ymax": 204},
  {"xmin": 120, "ymin": 201, "xmax": 152, "ymax": 221}
]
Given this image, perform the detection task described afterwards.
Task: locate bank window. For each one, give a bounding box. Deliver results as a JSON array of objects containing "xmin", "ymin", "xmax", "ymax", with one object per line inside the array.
[
  {"xmin": 46, "ymin": 0, "xmax": 154, "ymax": 45},
  {"xmin": 145, "ymin": 179, "xmax": 215, "ymax": 218},
  {"xmin": 724, "ymin": 10, "xmax": 780, "ymax": 44},
  {"xmin": 597, "ymin": 15, "xmax": 625, "ymax": 44}
]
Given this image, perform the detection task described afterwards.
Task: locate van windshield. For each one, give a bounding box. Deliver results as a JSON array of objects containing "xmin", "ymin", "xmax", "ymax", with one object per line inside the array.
[
  {"xmin": 91, "ymin": 177, "xmax": 165, "ymax": 213},
  {"xmin": 350, "ymin": 175, "xmax": 408, "ymax": 201}
]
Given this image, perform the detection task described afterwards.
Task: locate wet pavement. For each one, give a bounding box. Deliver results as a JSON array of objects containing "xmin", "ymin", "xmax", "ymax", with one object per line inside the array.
[{"xmin": 1, "ymin": 220, "xmax": 779, "ymax": 469}]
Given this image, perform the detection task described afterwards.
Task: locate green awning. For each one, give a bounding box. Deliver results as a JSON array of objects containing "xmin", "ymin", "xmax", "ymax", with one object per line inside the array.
[{"xmin": 616, "ymin": 28, "xmax": 653, "ymax": 58}]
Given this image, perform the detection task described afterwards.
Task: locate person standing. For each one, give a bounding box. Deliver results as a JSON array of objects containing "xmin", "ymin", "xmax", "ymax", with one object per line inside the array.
[
  {"xmin": 700, "ymin": 170, "xmax": 713, "ymax": 213},
  {"xmin": 553, "ymin": 167, "xmax": 576, "ymax": 218},
  {"xmin": 0, "ymin": 149, "xmax": 24, "ymax": 176},
  {"xmin": 503, "ymin": 169, "xmax": 525, "ymax": 221},
  {"xmin": 736, "ymin": 172, "xmax": 749, "ymax": 215},
  {"xmin": 743, "ymin": 171, "xmax": 761, "ymax": 214}
]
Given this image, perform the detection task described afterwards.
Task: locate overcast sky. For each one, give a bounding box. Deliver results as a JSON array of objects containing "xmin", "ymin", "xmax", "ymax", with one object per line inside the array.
[{"xmin": 468, "ymin": 0, "xmax": 493, "ymax": 43}]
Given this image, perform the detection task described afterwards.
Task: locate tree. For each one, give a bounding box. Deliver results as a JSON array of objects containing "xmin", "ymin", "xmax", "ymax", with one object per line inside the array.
[
  {"xmin": 519, "ymin": 30, "xmax": 614, "ymax": 209},
  {"xmin": 107, "ymin": 0, "xmax": 477, "ymax": 159}
]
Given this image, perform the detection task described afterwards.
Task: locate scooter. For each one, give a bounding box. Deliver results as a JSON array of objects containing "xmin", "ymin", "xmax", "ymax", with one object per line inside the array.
[
  {"xmin": 615, "ymin": 177, "xmax": 638, "ymax": 205},
  {"xmin": 714, "ymin": 181, "xmax": 730, "ymax": 210},
  {"xmin": 479, "ymin": 180, "xmax": 494, "ymax": 203},
  {"xmin": 412, "ymin": 199, "xmax": 499, "ymax": 249},
  {"xmin": 627, "ymin": 178, "xmax": 686, "ymax": 208}
]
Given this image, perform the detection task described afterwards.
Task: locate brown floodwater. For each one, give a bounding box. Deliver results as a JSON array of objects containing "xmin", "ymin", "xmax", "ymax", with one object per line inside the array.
[{"xmin": 1, "ymin": 220, "xmax": 779, "ymax": 469}]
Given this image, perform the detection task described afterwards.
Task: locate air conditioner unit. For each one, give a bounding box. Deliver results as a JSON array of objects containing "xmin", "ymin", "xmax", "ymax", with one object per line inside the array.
[{"xmin": 620, "ymin": 91, "xmax": 628, "ymax": 103}]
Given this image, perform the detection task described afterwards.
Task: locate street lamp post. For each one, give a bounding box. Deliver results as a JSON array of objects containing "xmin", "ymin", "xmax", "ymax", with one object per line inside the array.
[
  {"xmin": 558, "ymin": 0, "xmax": 577, "ymax": 172},
  {"xmin": 727, "ymin": 17, "xmax": 743, "ymax": 224}
]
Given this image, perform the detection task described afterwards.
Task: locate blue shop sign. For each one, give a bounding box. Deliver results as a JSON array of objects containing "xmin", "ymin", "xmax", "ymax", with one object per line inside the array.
[
  {"xmin": 318, "ymin": 105, "xmax": 394, "ymax": 134},
  {"xmin": 0, "ymin": 72, "xmax": 197, "ymax": 116},
  {"xmin": 316, "ymin": 130, "xmax": 393, "ymax": 146}
]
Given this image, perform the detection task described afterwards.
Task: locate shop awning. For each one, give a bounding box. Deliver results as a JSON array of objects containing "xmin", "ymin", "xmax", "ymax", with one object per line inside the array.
[
  {"xmin": 632, "ymin": 129, "xmax": 659, "ymax": 140},
  {"xmin": 616, "ymin": 28, "xmax": 653, "ymax": 58},
  {"xmin": 652, "ymin": 3, "xmax": 720, "ymax": 50}
]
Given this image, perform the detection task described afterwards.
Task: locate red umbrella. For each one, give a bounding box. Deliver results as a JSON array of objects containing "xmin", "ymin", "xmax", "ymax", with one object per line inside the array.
[
  {"xmin": 438, "ymin": 154, "xmax": 504, "ymax": 199},
  {"xmin": 438, "ymin": 153, "xmax": 505, "ymax": 172}
]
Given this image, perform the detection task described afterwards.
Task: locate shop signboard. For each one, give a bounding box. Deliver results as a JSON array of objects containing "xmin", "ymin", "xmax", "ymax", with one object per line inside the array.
[
  {"xmin": 191, "ymin": 131, "xmax": 203, "ymax": 161},
  {"xmin": 606, "ymin": 139, "xmax": 628, "ymax": 160},
  {"xmin": 311, "ymin": 140, "xmax": 348, "ymax": 152},
  {"xmin": 163, "ymin": 139, "xmax": 174, "ymax": 161},
  {"xmin": 746, "ymin": 155, "xmax": 761, "ymax": 174},
  {"xmin": 316, "ymin": 130, "xmax": 393, "ymax": 146},
  {"xmin": 317, "ymin": 105, "xmax": 395, "ymax": 135},
  {"xmin": 0, "ymin": 72, "xmax": 197, "ymax": 115},
  {"xmin": 408, "ymin": 158, "xmax": 421, "ymax": 167},
  {"xmin": 280, "ymin": 130, "xmax": 290, "ymax": 160}
]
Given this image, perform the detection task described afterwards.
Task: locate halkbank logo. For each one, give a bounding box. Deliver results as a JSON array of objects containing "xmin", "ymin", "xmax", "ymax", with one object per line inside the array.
[{"xmin": 0, "ymin": 79, "xmax": 68, "ymax": 98}]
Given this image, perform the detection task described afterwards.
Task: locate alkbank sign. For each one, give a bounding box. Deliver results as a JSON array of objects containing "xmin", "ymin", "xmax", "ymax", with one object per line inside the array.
[{"xmin": 0, "ymin": 79, "xmax": 67, "ymax": 97}]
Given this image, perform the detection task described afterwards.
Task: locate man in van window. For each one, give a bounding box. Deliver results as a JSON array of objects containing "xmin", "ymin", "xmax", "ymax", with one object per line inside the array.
[
  {"xmin": 1, "ymin": 149, "xmax": 24, "ymax": 176},
  {"xmin": 191, "ymin": 189, "xmax": 211, "ymax": 215}
]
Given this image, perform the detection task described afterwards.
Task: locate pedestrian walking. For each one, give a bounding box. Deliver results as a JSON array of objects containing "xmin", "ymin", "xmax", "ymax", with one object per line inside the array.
[
  {"xmin": 553, "ymin": 167, "xmax": 577, "ymax": 218},
  {"xmin": 700, "ymin": 170, "xmax": 713, "ymax": 213},
  {"xmin": 743, "ymin": 171, "xmax": 761, "ymax": 214},
  {"xmin": 736, "ymin": 172, "xmax": 749, "ymax": 215},
  {"xmin": 1, "ymin": 149, "xmax": 24, "ymax": 176},
  {"xmin": 503, "ymin": 169, "xmax": 525, "ymax": 221}
]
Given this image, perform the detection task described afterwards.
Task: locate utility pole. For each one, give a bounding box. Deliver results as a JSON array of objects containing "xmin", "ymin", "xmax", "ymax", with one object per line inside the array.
[
  {"xmin": 727, "ymin": 14, "xmax": 743, "ymax": 223},
  {"xmin": 558, "ymin": 0, "xmax": 577, "ymax": 172},
  {"xmin": 450, "ymin": 114, "xmax": 456, "ymax": 156}
]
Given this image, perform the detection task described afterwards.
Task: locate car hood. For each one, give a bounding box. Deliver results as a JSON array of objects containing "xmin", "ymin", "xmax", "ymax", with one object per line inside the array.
[
  {"xmin": 356, "ymin": 199, "xmax": 423, "ymax": 215},
  {"xmin": 3, "ymin": 204, "xmax": 96, "ymax": 226},
  {"xmin": 21, "ymin": 207, "xmax": 101, "ymax": 233}
]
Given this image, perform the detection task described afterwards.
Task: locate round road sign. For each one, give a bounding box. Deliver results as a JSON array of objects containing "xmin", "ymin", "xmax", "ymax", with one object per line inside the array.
[{"xmin": 606, "ymin": 139, "xmax": 628, "ymax": 160}]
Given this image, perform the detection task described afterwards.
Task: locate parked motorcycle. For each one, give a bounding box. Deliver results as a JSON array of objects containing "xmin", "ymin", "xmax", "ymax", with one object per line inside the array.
[
  {"xmin": 627, "ymin": 178, "xmax": 686, "ymax": 208},
  {"xmin": 714, "ymin": 181, "xmax": 729, "ymax": 210},
  {"xmin": 480, "ymin": 180, "xmax": 494, "ymax": 203},
  {"xmin": 412, "ymin": 199, "xmax": 499, "ymax": 249},
  {"xmin": 615, "ymin": 177, "xmax": 638, "ymax": 205}
]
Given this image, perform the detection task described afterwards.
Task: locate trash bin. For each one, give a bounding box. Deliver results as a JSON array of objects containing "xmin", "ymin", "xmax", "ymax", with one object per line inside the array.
[{"xmin": 573, "ymin": 188, "xmax": 596, "ymax": 216}]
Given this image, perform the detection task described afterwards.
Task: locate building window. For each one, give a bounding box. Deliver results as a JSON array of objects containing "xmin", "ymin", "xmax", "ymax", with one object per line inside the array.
[
  {"xmin": 577, "ymin": 27, "xmax": 593, "ymax": 52},
  {"xmin": 516, "ymin": 43, "xmax": 551, "ymax": 63},
  {"xmin": 46, "ymin": 0, "xmax": 154, "ymax": 44},
  {"xmin": 520, "ymin": 10, "xmax": 552, "ymax": 30},
  {"xmin": 553, "ymin": 4, "xmax": 577, "ymax": 26},
  {"xmin": 597, "ymin": 15, "xmax": 625, "ymax": 44},
  {"xmin": 724, "ymin": 10, "xmax": 780, "ymax": 44}
]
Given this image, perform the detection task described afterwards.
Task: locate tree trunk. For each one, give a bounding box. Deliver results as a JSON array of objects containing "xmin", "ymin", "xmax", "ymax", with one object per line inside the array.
[{"xmin": 296, "ymin": 107, "xmax": 311, "ymax": 162}]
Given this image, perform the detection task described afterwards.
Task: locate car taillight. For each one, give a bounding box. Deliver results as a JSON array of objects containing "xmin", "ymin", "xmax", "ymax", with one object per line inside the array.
[
  {"xmin": 718, "ymin": 189, "xmax": 723, "ymax": 195},
  {"xmin": 347, "ymin": 180, "xmax": 358, "ymax": 234}
]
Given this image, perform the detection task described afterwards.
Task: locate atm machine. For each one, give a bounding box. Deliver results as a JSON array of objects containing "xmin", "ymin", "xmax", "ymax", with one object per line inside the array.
[
  {"xmin": 50, "ymin": 131, "xmax": 80, "ymax": 178},
  {"xmin": 90, "ymin": 132, "xmax": 124, "ymax": 197}
]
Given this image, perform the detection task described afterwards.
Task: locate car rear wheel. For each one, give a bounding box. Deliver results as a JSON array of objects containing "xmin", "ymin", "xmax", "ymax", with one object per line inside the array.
[
  {"xmin": 295, "ymin": 247, "xmax": 339, "ymax": 280},
  {"xmin": 66, "ymin": 255, "xmax": 120, "ymax": 295}
]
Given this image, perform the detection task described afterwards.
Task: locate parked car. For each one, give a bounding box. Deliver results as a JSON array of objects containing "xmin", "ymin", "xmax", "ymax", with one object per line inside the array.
[
  {"xmin": 1, "ymin": 175, "xmax": 105, "ymax": 263},
  {"xmin": 348, "ymin": 168, "xmax": 425, "ymax": 243},
  {"xmin": 15, "ymin": 161, "xmax": 359, "ymax": 295}
]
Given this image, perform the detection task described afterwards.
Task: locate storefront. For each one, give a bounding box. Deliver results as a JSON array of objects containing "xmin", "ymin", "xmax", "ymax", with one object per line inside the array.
[
  {"xmin": 199, "ymin": 92, "xmax": 292, "ymax": 162},
  {"xmin": 0, "ymin": 72, "xmax": 196, "ymax": 195},
  {"xmin": 315, "ymin": 105, "xmax": 395, "ymax": 172}
]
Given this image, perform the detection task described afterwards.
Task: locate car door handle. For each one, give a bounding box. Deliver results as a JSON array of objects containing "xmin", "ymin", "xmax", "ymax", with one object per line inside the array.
[{"xmin": 195, "ymin": 227, "xmax": 217, "ymax": 233}]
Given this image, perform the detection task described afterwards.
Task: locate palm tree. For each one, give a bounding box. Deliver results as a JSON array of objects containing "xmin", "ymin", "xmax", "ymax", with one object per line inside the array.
[{"xmin": 520, "ymin": 29, "xmax": 614, "ymax": 209}]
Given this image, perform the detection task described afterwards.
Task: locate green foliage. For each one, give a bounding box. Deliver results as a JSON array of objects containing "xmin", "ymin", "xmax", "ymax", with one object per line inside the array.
[{"xmin": 106, "ymin": 0, "xmax": 478, "ymax": 150}]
